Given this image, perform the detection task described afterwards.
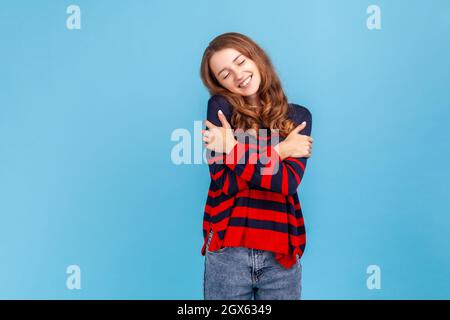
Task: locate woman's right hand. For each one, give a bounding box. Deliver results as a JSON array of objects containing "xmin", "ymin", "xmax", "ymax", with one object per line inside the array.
[{"xmin": 275, "ymin": 122, "xmax": 313, "ymax": 160}]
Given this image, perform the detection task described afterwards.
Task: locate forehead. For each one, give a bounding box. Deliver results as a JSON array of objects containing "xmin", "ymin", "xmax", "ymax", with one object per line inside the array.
[{"xmin": 209, "ymin": 48, "xmax": 243, "ymax": 74}]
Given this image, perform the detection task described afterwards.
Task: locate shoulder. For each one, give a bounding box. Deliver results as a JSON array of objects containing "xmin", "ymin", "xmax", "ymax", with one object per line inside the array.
[
  {"xmin": 208, "ymin": 95, "xmax": 233, "ymax": 112},
  {"xmin": 288, "ymin": 103, "xmax": 313, "ymax": 135},
  {"xmin": 288, "ymin": 103, "xmax": 312, "ymax": 125},
  {"xmin": 206, "ymin": 94, "xmax": 233, "ymax": 126}
]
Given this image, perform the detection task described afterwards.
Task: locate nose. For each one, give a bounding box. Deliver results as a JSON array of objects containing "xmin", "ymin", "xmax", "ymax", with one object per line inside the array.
[{"xmin": 235, "ymin": 71, "xmax": 245, "ymax": 85}]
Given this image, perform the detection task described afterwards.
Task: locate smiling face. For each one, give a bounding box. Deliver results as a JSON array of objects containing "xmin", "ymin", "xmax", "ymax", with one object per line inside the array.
[{"xmin": 209, "ymin": 48, "xmax": 261, "ymax": 101}]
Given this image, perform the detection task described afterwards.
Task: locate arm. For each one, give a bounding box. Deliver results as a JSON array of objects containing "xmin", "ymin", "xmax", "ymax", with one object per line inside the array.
[
  {"xmin": 224, "ymin": 107, "xmax": 312, "ymax": 196},
  {"xmin": 205, "ymin": 96, "xmax": 250, "ymax": 196}
]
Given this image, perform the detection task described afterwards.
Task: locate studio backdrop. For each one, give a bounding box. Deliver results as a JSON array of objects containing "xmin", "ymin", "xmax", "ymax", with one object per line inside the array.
[{"xmin": 0, "ymin": 0, "xmax": 449, "ymax": 299}]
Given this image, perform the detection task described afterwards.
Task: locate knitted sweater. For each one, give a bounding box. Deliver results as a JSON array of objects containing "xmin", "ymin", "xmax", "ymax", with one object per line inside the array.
[{"xmin": 200, "ymin": 94, "xmax": 312, "ymax": 269}]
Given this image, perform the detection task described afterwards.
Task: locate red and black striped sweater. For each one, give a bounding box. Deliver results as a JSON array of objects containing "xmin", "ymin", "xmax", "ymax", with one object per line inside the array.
[{"xmin": 201, "ymin": 95, "xmax": 312, "ymax": 269}]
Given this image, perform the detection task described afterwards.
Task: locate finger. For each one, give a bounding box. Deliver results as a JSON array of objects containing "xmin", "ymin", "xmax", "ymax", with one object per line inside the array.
[
  {"xmin": 202, "ymin": 130, "xmax": 211, "ymax": 138},
  {"xmin": 305, "ymin": 148, "xmax": 310, "ymax": 156},
  {"xmin": 218, "ymin": 110, "xmax": 231, "ymax": 129},
  {"xmin": 291, "ymin": 121, "xmax": 307, "ymax": 135},
  {"xmin": 204, "ymin": 120, "xmax": 216, "ymax": 129},
  {"xmin": 204, "ymin": 142, "xmax": 213, "ymax": 150},
  {"xmin": 202, "ymin": 129, "xmax": 215, "ymax": 140},
  {"xmin": 205, "ymin": 133, "xmax": 215, "ymax": 142},
  {"xmin": 204, "ymin": 134, "xmax": 215, "ymax": 142}
]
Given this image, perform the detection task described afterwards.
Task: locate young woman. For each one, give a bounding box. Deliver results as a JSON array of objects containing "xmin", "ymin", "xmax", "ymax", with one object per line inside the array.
[{"xmin": 199, "ymin": 32, "xmax": 314, "ymax": 300}]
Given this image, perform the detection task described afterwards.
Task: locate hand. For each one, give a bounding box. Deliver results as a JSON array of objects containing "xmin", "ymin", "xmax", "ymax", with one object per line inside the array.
[
  {"xmin": 202, "ymin": 110, "xmax": 238, "ymax": 154},
  {"xmin": 274, "ymin": 121, "xmax": 313, "ymax": 160}
]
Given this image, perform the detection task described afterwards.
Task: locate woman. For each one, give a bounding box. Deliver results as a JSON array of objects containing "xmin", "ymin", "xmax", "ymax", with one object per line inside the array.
[{"xmin": 199, "ymin": 32, "xmax": 314, "ymax": 300}]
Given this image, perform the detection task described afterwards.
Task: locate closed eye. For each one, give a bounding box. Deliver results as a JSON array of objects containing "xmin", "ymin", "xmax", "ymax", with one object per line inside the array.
[{"xmin": 223, "ymin": 60, "xmax": 246, "ymax": 79}]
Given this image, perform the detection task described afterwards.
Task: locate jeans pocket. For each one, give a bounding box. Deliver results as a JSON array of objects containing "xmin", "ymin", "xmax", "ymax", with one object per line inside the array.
[
  {"xmin": 211, "ymin": 246, "xmax": 228, "ymax": 254},
  {"xmin": 206, "ymin": 230, "xmax": 213, "ymax": 251},
  {"xmin": 206, "ymin": 230, "xmax": 228, "ymax": 254}
]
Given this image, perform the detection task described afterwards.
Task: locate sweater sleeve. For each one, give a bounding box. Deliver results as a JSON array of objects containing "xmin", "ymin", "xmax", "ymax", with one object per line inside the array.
[
  {"xmin": 224, "ymin": 105, "xmax": 312, "ymax": 196},
  {"xmin": 205, "ymin": 95, "xmax": 250, "ymax": 196}
]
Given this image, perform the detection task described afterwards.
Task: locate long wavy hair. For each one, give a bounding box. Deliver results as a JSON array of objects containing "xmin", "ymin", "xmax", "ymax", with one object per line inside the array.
[{"xmin": 200, "ymin": 32, "xmax": 297, "ymax": 137}]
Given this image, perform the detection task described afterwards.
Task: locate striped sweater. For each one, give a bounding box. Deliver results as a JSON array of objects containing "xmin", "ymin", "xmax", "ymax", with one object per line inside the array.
[{"xmin": 201, "ymin": 94, "xmax": 312, "ymax": 269}]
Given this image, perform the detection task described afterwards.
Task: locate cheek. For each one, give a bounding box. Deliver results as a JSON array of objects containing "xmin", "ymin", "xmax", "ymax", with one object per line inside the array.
[
  {"xmin": 254, "ymin": 68, "xmax": 261, "ymax": 79},
  {"xmin": 249, "ymin": 61, "xmax": 259, "ymax": 73},
  {"xmin": 221, "ymin": 79, "xmax": 236, "ymax": 91},
  {"xmin": 255, "ymin": 70, "xmax": 262, "ymax": 83},
  {"xmin": 255, "ymin": 74, "xmax": 262, "ymax": 85}
]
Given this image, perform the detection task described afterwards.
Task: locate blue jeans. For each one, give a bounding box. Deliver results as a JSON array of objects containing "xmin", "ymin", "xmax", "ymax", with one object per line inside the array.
[{"xmin": 203, "ymin": 230, "xmax": 302, "ymax": 300}]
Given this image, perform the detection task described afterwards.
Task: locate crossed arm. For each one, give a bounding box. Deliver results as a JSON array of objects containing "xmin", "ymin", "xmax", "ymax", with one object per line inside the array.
[{"xmin": 204, "ymin": 97, "xmax": 312, "ymax": 196}]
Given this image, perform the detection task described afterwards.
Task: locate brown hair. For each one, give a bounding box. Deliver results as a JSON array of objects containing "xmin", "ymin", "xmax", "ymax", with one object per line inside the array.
[{"xmin": 200, "ymin": 32, "xmax": 297, "ymax": 137}]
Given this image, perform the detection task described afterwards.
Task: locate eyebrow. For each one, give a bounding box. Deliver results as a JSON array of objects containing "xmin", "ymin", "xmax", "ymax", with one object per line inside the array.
[{"xmin": 217, "ymin": 54, "xmax": 243, "ymax": 77}]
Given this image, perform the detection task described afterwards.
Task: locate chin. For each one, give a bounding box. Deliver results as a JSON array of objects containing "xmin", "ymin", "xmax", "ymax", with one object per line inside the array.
[{"xmin": 243, "ymin": 88, "xmax": 259, "ymax": 97}]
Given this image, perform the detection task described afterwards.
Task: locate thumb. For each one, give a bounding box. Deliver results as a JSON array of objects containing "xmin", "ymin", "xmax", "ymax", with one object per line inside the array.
[
  {"xmin": 291, "ymin": 121, "xmax": 307, "ymax": 135},
  {"xmin": 218, "ymin": 109, "xmax": 231, "ymax": 129}
]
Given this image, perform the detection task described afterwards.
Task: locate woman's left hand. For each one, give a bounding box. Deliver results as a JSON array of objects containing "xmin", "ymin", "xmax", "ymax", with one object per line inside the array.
[{"xmin": 202, "ymin": 110, "xmax": 237, "ymax": 154}]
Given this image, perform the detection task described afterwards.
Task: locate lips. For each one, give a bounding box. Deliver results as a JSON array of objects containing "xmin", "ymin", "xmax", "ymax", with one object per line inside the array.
[{"xmin": 238, "ymin": 75, "xmax": 252, "ymax": 88}]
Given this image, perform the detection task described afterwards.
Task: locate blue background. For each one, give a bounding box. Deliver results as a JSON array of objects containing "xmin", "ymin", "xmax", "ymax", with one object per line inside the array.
[{"xmin": 1, "ymin": 0, "xmax": 449, "ymax": 299}]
